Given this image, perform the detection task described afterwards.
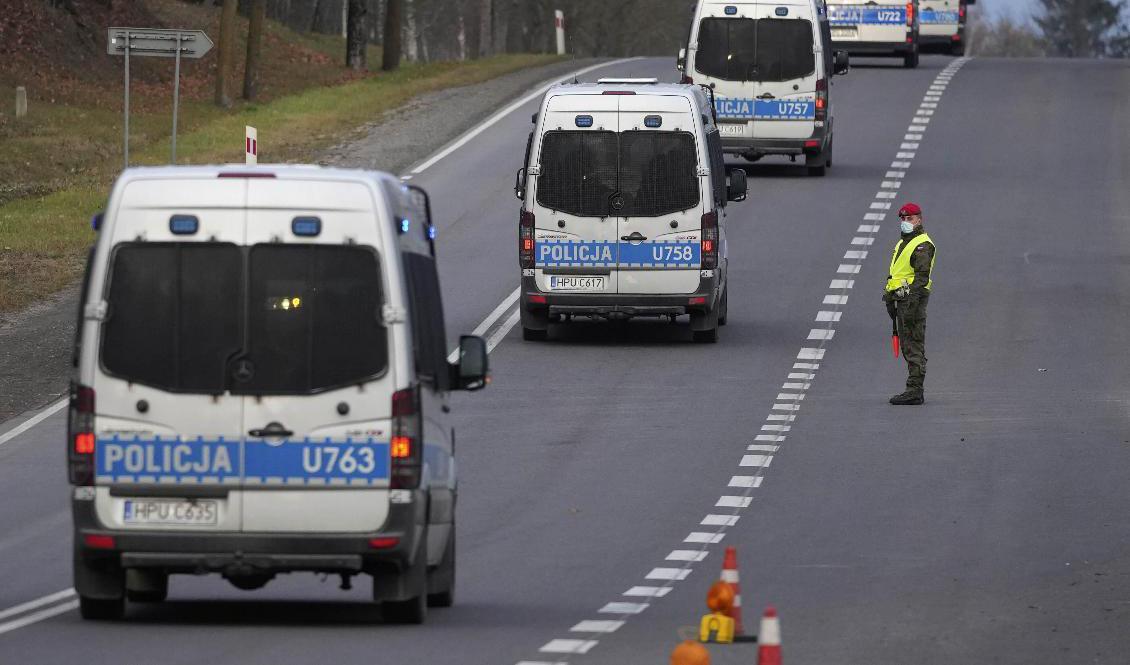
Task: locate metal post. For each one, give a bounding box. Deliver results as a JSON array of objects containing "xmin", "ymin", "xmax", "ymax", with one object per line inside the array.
[
  {"xmin": 172, "ymin": 33, "xmax": 181, "ymax": 164},
  {"xmin": 123, "ymin": 32, "xmax": 130, "ymax": 169}
]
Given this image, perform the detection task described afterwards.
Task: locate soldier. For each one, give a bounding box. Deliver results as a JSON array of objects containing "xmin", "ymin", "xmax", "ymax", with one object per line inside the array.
[{"xmin": 883, "ymin": 202, "xmax": 935, "ymax": 405}]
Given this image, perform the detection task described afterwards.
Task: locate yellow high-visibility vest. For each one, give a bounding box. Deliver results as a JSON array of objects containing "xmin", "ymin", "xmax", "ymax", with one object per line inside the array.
[{"xmin": 886, "ymin": 232, "xmax": 935, "ymax": 292}]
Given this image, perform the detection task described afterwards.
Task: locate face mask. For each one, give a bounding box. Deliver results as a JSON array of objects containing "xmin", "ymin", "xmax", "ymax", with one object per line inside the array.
[{"xmin": 900, "ymin": 220, "xmax": 916, "ymax": 234}]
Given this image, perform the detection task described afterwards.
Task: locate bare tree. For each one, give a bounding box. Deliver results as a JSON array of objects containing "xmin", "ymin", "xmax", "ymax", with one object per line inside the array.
[
  {"xmin": 383, "ymin": 0, "xmax": 404, "ymax": 70},
  {"xmin": 478, "ymin": 0, "xmax": 493, "ymax": 57},
  {"xmin": 346, "ymin": 0, "xmax": 368, "ymax": 70},
  {"xmin": 215, "ymin": 0, "xmax": 239, "ymax": 107},
  {"xmin": 243, "ymin": 0, "xmax": 267, "ymax": 100}
]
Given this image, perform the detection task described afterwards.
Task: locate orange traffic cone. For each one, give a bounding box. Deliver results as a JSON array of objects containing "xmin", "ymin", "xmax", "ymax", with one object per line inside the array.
[
  {"xmin": 757, "ymin": 606, "xmax": 782, "ymax": 665},
  {"xmin": 670, "ymin": 639, "xmax": 710, "ymax": 665},
  {"xmin": 721, "ymin": 546, "xmax": 744, "ymax": 634}
]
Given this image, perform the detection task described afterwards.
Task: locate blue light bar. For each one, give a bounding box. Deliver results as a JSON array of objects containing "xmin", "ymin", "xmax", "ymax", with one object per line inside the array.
[
  {"xmin": 292, "ymin": 216, "xmax": 322, "ymax": 237},
  {"xmin": 169, "ymin": 215, "xmax": 199, "ymax": 235},
  {"xmin": 575, "ymin": 115, "xmax": 594, "ymax": 128},
  {"xmin": 775, "ymin": 6, "xmax": 789, "ymax": 15},
  {"xmin": 399, "ymin": 218, "xmax": 410, "ymax": 234},
  {"xmin": 644, "ymin": 115, "xmax": 663, "ymax": 128},
  {"xmin": 427, "ymin": 225, "xmax": 437, "ymax": 240},
  {"xmin": 725, "ymin": 5, "xmax": 738, "ymax": 14}
]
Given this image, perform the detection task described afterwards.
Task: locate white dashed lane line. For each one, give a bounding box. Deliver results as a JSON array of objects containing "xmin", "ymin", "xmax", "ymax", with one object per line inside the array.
[{"xmin": 521, "ymin": 57, "xmax": 971, "ymax": 664}]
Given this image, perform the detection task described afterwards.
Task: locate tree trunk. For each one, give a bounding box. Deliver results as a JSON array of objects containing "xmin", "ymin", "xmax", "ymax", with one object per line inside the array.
[
  {"xmin": 382, "ymin": 0, "xmax": 404, "ymax": 71},
  {"xmin": 214, "ymin": 0, "xmax": 239, "ymax": 107},
  {"xmin": 346, "ymin": 0, "xmax": 368, "ymax": 70},
  {"xmin": 404, "ymin": 0, "xmax": 419, "ymax": 62},
  {"xmin": 242, "ymin": 0, "xmax": 267, "ymax": 100},
  {"xmin": 477, "ymin": 0, "xmax": 492, "ymax": 58}
]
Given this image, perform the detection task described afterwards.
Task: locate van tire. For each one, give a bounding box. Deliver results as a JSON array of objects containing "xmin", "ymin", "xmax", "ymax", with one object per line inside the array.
[
  {"xmin": 807, "ymin": 164, "xmax": 827, "ymax": 177},
  {"xmin": 126, "ymin": 569, "xmax": 168, "ymax": 603},
  {"xmin": 79, "ymin": 595, "xmax": 125, "ymax": 621},
  {"xmin": 381, "ymin": 556, "xmax": 428, "ymax": 624},
  {"xmin": 427, "ymin": 529, "xmax": 455, "ymax": 608},
  {"xmin": 718, "ymin": 287, "xmax": 729, "ymax": 326},
  {"xmin": 522, "ymin": 327, "xmax": 548, "ymax": 341},
  {"xmin": 691, "ymin": 307, "xmax": 719, "ymax": 343},
  {"xmin": 951, "ymin": 42, "xmax": 965, "ymax": 56},
  {"xmin": 903, "ymin": 49, "xmax": 920, "ymax": 69}
]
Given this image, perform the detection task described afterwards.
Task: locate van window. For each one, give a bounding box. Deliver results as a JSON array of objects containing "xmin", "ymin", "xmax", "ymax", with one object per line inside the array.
[
  {"xmin": 102, "ymin": 243, "xmax": 243, "ymax": 392},
  {"xmin": 403, "ymin": 252, "xmax": 450, "ymax": 391},
  {"xmin": 696, "ymin": 18, "xmax": 815, "ymax": 82},
  {"xmin": 243, "ymin": 245, "xmax": 387, "ymax": 394},
  {"xmin": 618, "ymin": 131, "xmax": 700, "ymax": 217},
  {"xmin": 537, "ymin": 131, "xmax": 618, "ymax": 217},
  {"xmin": 538, "ymin": 130, "xmax": 700, "ymax": 218}
]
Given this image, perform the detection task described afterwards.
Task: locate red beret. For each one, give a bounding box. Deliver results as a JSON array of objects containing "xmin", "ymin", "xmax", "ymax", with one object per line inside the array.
[{"xmin": 898, "ymin": 202, "xmax": 922, "ymax": 216}]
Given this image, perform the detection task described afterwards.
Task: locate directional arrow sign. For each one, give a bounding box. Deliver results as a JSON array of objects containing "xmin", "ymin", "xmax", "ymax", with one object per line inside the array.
[{"xmin": 106, "ymin": 28, "xmax": 214, "ymax": 59}]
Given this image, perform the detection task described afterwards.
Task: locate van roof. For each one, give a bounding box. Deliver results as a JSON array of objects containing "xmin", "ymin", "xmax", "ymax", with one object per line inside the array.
[
  {"xmin": 545, "ymin": 81, "xmax": 705, "ymax": 100},
  {"xmin": 112, "ymin": 164, "xmax": 393, "ymax": 186}
]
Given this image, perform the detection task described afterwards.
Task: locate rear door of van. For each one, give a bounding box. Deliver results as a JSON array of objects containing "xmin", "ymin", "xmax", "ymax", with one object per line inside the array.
[
  {"xmin": 615, "ymin": 94, "xmax": 704, "ymax": 295},
  {"xmin": 93, "ymin": 177, "xmax": 247, "ymax": 533},
  {"xmin": 532, "ymin": 94, "xmax": 621, "ymax": 296},
  {"xmin": 238, "ymin": 178, "xmax": 394, "ymax": 533},
  {"xmin": 827, "ymin": 0, "xmax": 910, "ymax": 44},
  {"xmin": 747, "ymin": 4, "xmax": 821, "ymax": 141},
  {"xmin": 919, "ymin": 0, "xmax": 959, "ymax": 39},
  {"xmin": 692, "ymin": 4, "xmax": 759, "ymax": 142}
]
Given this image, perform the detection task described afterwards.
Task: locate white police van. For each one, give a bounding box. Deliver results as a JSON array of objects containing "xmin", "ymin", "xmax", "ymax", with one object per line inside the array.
[
  {"xmin": 514, "ymin": 79, "xmax": 748, "ymax": 343},
  {"xmin": 69, "ymin": 165, "xmax": 489, "ymax": 624},
  {"xmin": 826, "ymin": 0, "xmax": 921, "ymax": 67},
  {"xmin": 679, "ymin": 0, "xmax": 850, "ymax": 176},
  {"xmin": 919, "ymin": 0, "xmax": 972, "ymax": 55}
]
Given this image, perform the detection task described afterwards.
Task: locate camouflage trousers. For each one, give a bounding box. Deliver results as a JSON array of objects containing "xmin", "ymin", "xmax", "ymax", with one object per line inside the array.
[{"xmin": 895, "ymin": 295, "xmax": 929, "ymax": 393}]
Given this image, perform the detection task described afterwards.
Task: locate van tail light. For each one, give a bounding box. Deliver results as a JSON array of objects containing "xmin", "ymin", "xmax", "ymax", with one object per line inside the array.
[
  {"xmin": 680, "ymin": 75, "xmax": 694, "ymax": 84},
  {"xmin": 906, "ymin": 1, "xmax": 914, "ymax": 26},
  {"xmin": 958, "ymin": 3, "xmax": 966, "ymax": 19},
  {"xmin": 519, "ymin": 210, "xmax": 536, "ymax": 269},
  {"xmin": 700, "ymin": 211, "xmax": 718, "ymax": 270},
  {"xmin": 815, "ymin": 78, "xmax": 827, "ymax": 122},
  {"xmin": 390, "ymin": 387, "xmax": 422, "ymax": 489},
  {"xmin": 68, "ymin": 383, "xmax": 96, "ymax": 486}
]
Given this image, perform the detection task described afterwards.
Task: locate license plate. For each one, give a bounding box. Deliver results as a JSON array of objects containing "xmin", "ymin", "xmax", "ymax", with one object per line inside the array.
[
  {"xmin": 831, "ymin": 27, "xmax": 858, "ymax": 39},
  {"xmin": 546, "ymin": 275, "xmax": 606, "ymax": 291},
  {"xmin": 718, "ymin": 123, "xmax": 747, "ymax": 137},
  {"xmin": 123, "ymin": 499, "xmax": 218, "ymax": 526}
]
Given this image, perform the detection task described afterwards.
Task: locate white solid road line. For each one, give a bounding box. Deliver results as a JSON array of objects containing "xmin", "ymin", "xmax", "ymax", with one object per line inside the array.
[
  {"xmin": 0, "ymin": 398, "xmax": 66, "ymax": 449},
  {"xmin": 0, "ymin": 600, "xmax": 79, "ymax": 637},
  {"xmin": 0, "ymin": 589, "xmax": 75, "ymax": 623},
  {"xmin": 446, "ymin": 287, "xmax": 520, "ymax": 363},
  {"xmin": 410, "ymin": 58, "xmax": 643, "ymax": 175}
]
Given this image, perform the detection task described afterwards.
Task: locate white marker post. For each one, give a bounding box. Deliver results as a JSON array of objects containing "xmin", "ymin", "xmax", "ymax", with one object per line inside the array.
[
  {"xmin": 245, "ymin": 126, "xmax": 258, "ymax": 165},
  {"xmin": 554, "ymin": 10, "xmax": 566, "ymax": 55}
]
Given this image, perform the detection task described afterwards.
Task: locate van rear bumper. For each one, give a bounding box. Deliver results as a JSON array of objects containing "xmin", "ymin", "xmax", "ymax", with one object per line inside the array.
[
  {"xmin": 72, "ymin": 491, "xmax": 426, "ymax": 577},
  {"xmin": 832, "ymin": 40, "xmax": 915, "ymax": 56},
  {"xmin": 721, "ymin": 131, "xmax": 830, "ymax": 159},
  {"xmin": 521, "ymin": 274, "xmax": 718, "ymax": 321}
]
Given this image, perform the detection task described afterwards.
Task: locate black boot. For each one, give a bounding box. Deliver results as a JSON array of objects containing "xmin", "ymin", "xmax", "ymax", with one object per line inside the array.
[{"xmin": 889, "ymin": 390, "xmax": 924, "ymax": 405}]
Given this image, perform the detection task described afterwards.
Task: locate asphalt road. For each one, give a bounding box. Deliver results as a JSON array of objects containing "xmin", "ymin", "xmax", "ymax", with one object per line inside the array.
[{"xmin": 1, "ymin": 55, "xmax": 1128, "ymax": 664}]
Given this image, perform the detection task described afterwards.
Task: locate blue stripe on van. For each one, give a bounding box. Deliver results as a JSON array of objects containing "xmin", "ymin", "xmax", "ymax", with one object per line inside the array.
[
  {"xmin": 715, "ymin": 98, "xmax": 816, "ymax": 120},
  {"xmin": 827, "ymin": 6, "xmax": 907, "ymax": 24},
  {"xmin": 535, "ymin": 239, "xmax": 701, "ymax": 268}
]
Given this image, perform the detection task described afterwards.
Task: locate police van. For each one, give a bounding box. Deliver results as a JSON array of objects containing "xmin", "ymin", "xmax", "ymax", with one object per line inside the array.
[
  {"xmin": 69, "ymin": 165, "xmax": 489, "ymax": 624},
  {"xmin": 678, "ymin": 0, "xmax": 850, "ymax": 176},
  {"xmin": 919, "ymin": 0, "xmax": 972, "ymax": 55},
  {"xmin": 514, "ymin": 79, "xmax": 747, "ymax": 343},
  {"xmin": 826, "ymin": 0, "xmax": 921, "ymax": 67}
]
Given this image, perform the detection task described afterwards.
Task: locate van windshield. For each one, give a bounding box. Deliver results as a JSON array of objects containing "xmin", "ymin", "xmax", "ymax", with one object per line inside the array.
[
  {"xmin": 695, "ymin": 18, "xmax": 816, "ymax": 82},
  {"xmin": 537, "ymin": 130, "xmax": 699, "ymax": 217},
  {"xmin": 101, "ymin": 243, "xmax": 387, "ymax": 394}
]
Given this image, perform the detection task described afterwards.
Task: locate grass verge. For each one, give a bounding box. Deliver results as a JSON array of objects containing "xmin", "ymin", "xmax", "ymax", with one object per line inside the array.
[{"xmin": 0, "ymin": 53, "xmax": 561, "ymax": 313}]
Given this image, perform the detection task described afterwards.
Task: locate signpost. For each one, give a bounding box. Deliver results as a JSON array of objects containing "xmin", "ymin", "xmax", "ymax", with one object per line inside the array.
[
  {"xmin": 107, "ymin": 28, "xmax": 214, "ymax": 168},
  {"xmin": 245, "ymin": 126, "xmax": 258, "ymax": 165},
  {"xmin": 554, "ymin": 11, "xmax": 566, "ymax": 55}
]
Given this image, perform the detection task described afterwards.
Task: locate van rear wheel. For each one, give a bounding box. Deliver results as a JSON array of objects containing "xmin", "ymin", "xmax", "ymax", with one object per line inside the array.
[
  {"xmin": 904, "ymin": 48, "xmax": 920, "ymax": 69},
  {"xmin": 427, "ymin": 528, "xmax": 455, "ymax": 608},
  {"xmin": 690, "ymin": 308, "xmax": 719, "ymax": 343},
  {"xmin": 79, "ymin": 595, "xmax": 125, "ymax": 621}
]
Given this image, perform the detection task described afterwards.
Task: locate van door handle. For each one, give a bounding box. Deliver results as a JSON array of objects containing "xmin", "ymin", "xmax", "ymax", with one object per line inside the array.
[
  {"xmin": 621, "ymin": 232, "xmax": 647, "ymax": 242},
  {"xmin": 248, "ymin": 422, "xmax": 293, "ymax": 438},
  {"xmin": 756, "ymin": 93, "xmax": 776, "ymax": 100}
]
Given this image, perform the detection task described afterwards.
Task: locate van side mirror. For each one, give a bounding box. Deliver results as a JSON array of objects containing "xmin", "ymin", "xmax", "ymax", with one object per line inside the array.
[
  {"xmin": 677, "ymin": 48, "xmax": 687, "ymax": 72},
  {"xmin": 834, "ymin": 50, "xmax": 850, "ymax": 76},
  {"xmin": 451, "ymin": 335, "xmax": 489, "ymax": 391},
  {"xmin": 514, "ymin": 167, "xmax": 527, "ymax": 201},
  {"xmin": 726, "ymin": 168, "xmax": 748, "ymax": 203}
]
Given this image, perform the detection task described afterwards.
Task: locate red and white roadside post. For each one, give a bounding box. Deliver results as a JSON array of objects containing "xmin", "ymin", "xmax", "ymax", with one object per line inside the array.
[
  {"xmin": 554, "ymin": 10, "xmax": 566, "ymax": 55},
  {"xmin": 245, "ymin": 125, "xmax": 258, "ymax": 165}
]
